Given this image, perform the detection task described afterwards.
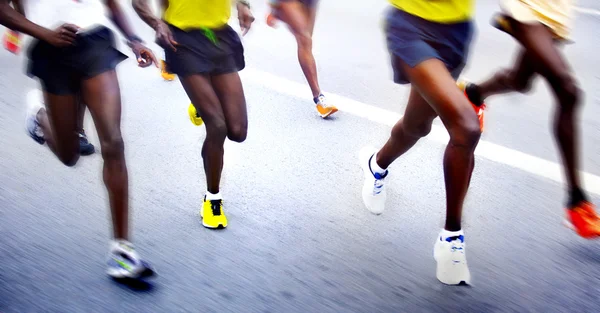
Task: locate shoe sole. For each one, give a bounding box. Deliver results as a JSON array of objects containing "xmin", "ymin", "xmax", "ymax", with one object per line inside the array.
[
  {"xmin": 562, "ymin": 219, "xmax": 600, "ymax": 239},
  {"xmin": 319, "ymin": 107, "xmax": 338, "ymax": 119},
  {"xmin": 200, "ymin": 208, "xmax": 227, "ymax": 229}
]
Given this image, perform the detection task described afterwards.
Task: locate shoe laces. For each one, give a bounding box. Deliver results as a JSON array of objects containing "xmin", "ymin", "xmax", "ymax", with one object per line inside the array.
[
  {"xmin": 210, "ymin": 199, "xmax": 223, "ymax": 216},
  {"xmin": 444, "ymin": 235, "xmax": 465, "ymax": 260},
  {"xmin": 317, "ymin": 94, "xmax": 330, "ymax": 107}
]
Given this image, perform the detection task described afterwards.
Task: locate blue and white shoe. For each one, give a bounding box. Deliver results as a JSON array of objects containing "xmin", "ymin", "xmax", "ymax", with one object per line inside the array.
[
  {"xmin": 360, "ymin": 146, "xmax": 388, "ymax": 215},
  {"xmin": 25, "ymin": 89, "xmax": 45, "ymax": 145},
  {"xmin": 433, "ymin": 230, "xmax": 471, "ymax": 285},
  {"xmin": 107, "ymin": 240, "xmax": 155, "ymax": 280}
]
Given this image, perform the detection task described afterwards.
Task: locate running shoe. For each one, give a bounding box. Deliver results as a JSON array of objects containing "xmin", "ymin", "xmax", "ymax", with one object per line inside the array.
[
  {"xmin": 160, "ymin": 60, "xmax": 176, "ymax": 81},
  {"xmin": 25, "ymin": 93, "xmax": 45, "ymax": 145},
  {"xmin": 564, "ymin": 201, "xmax": 600, "ymax": 239},
  {"xmin": 188, "ymin": 103, "xmax": 204, "ymax": 126},
  {"xmin": 359, "ymin": 146, "xmax": 388, "ymax": 215},
  {"xmin": 457, "ymin": 80, "xmax": 486, "ymax": 133},
  {"xmin": 315, "ymin": 94, "xmax": 338, "ymax": 118},
  {"xmin": 79, "ymin": 131, "xmax": 95, "ymax": 156},
  {"xmin": 107, "ymin": 240, "xmax": 155, "ymax": 280},
  {"xmin": 3, "ymin": 30, "xmax": 21, "ymax": 54},
  {"xmin": 266, "ymin": 12, "xmax": 278, "ymax": 28},
  {"xmin": 434, "ymin": 230, "xmax": 471, "ymax": 285},
  {"xmin": 201, "ymin": 197, "xmax": 228, "ymax": 229}
]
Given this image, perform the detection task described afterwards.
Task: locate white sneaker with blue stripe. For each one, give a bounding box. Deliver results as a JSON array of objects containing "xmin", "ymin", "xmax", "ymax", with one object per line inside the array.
[
  {"xmin": 434, "ymin": 230, "xmax": 471, "ymax": 285},
  {"xmin": 107, "ymin": 240, "xmax": 155, "ymax": 280},
  {"xmin": 360, "ymin": 146, "xmax": 388, "ymax": 215}
]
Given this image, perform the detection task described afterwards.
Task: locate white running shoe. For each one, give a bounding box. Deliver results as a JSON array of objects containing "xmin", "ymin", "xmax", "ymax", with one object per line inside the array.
[
  {"xmin": 25, "ymin": 89, "xmax": 45, "ymax": 145},
  {"xmin": 433, "ymin": 230, "xmax": 471, "ymax": 285},
  {"xmin": 359, "ymin": 146, "xmax": 388, "ymax": 215},
  {"xmin": 107, "ymin": 240, "xmax": 155, "ymax": 280}
]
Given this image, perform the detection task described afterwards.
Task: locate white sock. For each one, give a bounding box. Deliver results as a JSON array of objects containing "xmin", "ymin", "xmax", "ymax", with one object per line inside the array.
[
  {"xmin": 370, "ymin": 152, "xmax": 387, "ymax": 175},
  {"xmin": 206, "ymin": 191, "xmax": 223, "ymax": 201},
  {"xmin": 439, "ymin": 229, "xmax": 464, "ymax": 241}
]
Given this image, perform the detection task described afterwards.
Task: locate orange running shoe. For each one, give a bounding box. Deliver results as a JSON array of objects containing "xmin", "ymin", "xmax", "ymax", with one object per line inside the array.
[
  {"xmin": 266, "ymin": 12, "xmax": 278, "ymax": 28},
  {"xmin": 457, "ymin": 80, "xmax": 485, "ymax": 133},
  {"xmin": 565, "ymin": 201, "xmax": 600, "ymax": 239},
  {"xmin": 3, "ymin": 30, "xmax": 21, "ymax": 54},
  {"xmin": 160, "ymin": 60, "xmax": 176, "ymax": 81}
]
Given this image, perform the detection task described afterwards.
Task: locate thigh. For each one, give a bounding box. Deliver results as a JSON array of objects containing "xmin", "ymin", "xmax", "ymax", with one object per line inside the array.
[
  {"xmin": 43, "ymin": 91, "xmax": 80, "ymax": 154},
  {"xmin": 180, "ymin": 74, "xmax": 225, "ymax": 124},
  {"xmin": 277, "ymin": 0, "xmax": 311, "ymax": 36},
  {"xmin": 211, "ymin": 72, "xmax": 247, "ymax": 131},
  {"xmin": 80, "ymin": 70, "xmax": 123, "ymax": 143},
  {"xmin": 401, "ymin": 58, "xmax": 477, "ymax": 131},
  {"xmin": 509, "ymin": 20, "xmax": 572, "ymax": 84},
  {"xmin": 402, "ymin": 86, "xmax": 438, "ymax": 130},
  {"xmin": 303, "ymin": 3, "xmax": 318, "ymax": 36}
]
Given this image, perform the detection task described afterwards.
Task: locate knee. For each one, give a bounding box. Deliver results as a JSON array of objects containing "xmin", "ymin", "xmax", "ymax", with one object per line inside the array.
[
  {"xmin": 58, "ymin": 154, "xmax": 80, "ymax": 167},
  {"xmin": 100, "ymin": 135, "xmax": 125, "ymax": 160},
  {"xmin": 295, "ymin": 31, "xmax": 312, "ymax": 49},
  {"xmin": 554, "ymin": 74, "xmax": 581, "ymax": 108},
  {"xmin": 401, "ymin": 119, "xmax": 433, "ymax": 139},
  {"xmin": 448, "ymin": 117, "xmax": 481, "ymax": 149},
  {"xmin": 205, "ymin": 119, "xmax": 228, "ymax": 142},
  {"xmin": 227, "ymin": 124, "xmax": 247, "ymax": 143}
]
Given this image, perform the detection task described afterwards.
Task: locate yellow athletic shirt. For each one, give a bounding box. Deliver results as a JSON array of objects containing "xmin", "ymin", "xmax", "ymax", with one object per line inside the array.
[
  {"xmin": 164, "ymin": 0, "xmax": 231, "ymax": 30},
  {"xmin": 389, "ymin": 0, "xmax": 474, "ymax": 23}
]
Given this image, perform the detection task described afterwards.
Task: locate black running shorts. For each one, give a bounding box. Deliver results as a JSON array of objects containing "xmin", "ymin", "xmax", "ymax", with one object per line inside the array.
[
  {"xmin": 165, "ymin": 24, "xmax": 245, "ymax": 77},
  {"xmin": 27, "ymin": 26, "xmax": 127, "ymax": 95}
]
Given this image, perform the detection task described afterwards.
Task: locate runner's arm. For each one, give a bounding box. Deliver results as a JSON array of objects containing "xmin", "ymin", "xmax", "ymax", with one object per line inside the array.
[
  {"xmin": 132, "ymin": 0, "xmax": 161, "ymax": 31},
  {"xmin": 104, "ymin": 0, "xmax": 143, "ymax": 43},
  {"xmin": 0, "ymin": 0, "xmax": 53, "ymax": 40}
]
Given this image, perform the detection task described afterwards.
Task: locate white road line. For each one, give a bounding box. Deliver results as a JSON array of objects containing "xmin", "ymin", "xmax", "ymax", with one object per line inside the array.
[
  {"xmin": 574, "ymin": 6, "xmax": 600, "ymax": 16},
  {"xmin": 241, "ymin": 67, "xmax": 600, "ymax": 196}
]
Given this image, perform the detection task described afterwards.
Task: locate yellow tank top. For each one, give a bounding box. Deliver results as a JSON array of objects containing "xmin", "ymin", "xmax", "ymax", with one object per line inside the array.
[
  {"xmin": 164, "ymin": 0, "xmax": 231, "ymax": 30},
  {"xmin": 389, "ymin": 0, "xmax": 474, "ymax": 23}
]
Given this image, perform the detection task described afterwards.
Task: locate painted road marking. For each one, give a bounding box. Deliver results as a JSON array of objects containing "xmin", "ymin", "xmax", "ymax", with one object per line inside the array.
[{"xmin": 241, "ymin": 67, "xmax": 600, "ymax": 196}]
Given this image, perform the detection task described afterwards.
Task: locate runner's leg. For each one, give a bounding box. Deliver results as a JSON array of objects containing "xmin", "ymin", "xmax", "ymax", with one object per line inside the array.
[
  {"xmin": 476, "ymin": 50, "xmax": 537, "ymax": 100},
  {"xmin": 181, "ymin": 74, "xmax": 227, "ymax": 194},
  {"xmin": 81, "ymin": 70, "xmax": 129, "ymax": 240},
  {"xmin": 37, "ymin": 92, "xmax": 80, "ymax": 166},
  {"xmin": 278, "ymin": 0, "xmax": 321, "ymax": 98},
  {"xmin": 211, "ymin": 72, "xmax": 248, "ymax": 143}
]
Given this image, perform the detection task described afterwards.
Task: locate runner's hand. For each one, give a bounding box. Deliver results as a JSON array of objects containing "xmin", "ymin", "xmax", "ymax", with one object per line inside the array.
[
  {"xmin": 155, "ymin": 22, "xmax": 178, "ymax": 52},
  {"xmin": 237, "ymin": 3, "xmax": 255, "ymax": 36},
  {"xmin": 43, "ymin": 24, "xmax": 80, "ymax": 47},
  {"xmin": 130, "ymin": 42, "xmax": 158, "ymax": 68}
]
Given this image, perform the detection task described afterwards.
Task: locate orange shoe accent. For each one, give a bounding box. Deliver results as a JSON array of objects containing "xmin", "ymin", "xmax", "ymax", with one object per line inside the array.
[
  {"xmin": 3, "ymin": 30, "xmax": 21, "ymax": 54},
  {"xmin": 316, "ymin": 104, "xmax": 338, "ymax": 118},
  {"xmin": 266, "ymin": 12, "xmax": 277, "ymax": 28},
  {"xmin": 565, "ymin": 202, "xmax": 600, "ymax": 239},
  {"xmin": 160, "ymin": 60, "xmax": 176, "ymax": 81},
  {"xmin": 457, "ymin": 81, "xmax": 485, "ymax": 133}
]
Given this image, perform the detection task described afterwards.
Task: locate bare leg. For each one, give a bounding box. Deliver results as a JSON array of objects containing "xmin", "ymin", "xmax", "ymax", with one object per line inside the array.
[
  {"xmin": 277, "ymin": 0, "xmax": 321, "ymax": 98},
  {"xmin": 211, "ymin": 72, "xmax": 248, "ymax": 143},
  {"xmin": 180, "ymin": 74, "xmax": 227, "ymax": 194},
  {"xmin": 377, "ymin": 58, "xmax": 481, "ymax": 231},
  {"xmin": 80, "ymin": 71, "xmax": 129, "ymax": 240},
  {"xmin": 508, "ymin": 21, "xmax": 585, "ymax": 205},
  {"xmin": 37, "ymin": 92, "xmax": 80, "ymax": 166},
  {"xmin": 476, "ymin": 50, "xmax": 536, "ymax": 100}
]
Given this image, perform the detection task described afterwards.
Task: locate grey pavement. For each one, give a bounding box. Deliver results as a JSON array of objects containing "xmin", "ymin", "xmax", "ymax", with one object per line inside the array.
[{"xmin": 1, "ymin": 1, "xmax": 600, "ymax": 312}]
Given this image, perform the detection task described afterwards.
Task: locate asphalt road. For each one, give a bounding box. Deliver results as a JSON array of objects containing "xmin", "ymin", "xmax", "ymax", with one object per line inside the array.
[{"xmin": 1, "ymin": 1, "xmax": 600, "ymax": 312}]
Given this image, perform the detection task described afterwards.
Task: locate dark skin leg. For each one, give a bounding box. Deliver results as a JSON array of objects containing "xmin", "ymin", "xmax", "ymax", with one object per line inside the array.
[
  {"xmin": 76, "ymin": 97, "xmax": 86, "ymax": 133},
  {"xmin": 376, "ymin": 58, "xmax": 481, "ymax": 231},
  {"xmin": 80, "ymin": 71, "xmax": 129, "ymax": 240},
  {"xmin": 211, "ymin": 72, "xmax": 248, "ymax": 143},
  {"xmin": 181, "ymin": 74, "xmax": 228, "ymax": 194},
  {"xmin": 37, "ymin": 92, "xmax": 80, "ymax": 166},
  {"xmin": 476, "ymin": 50, "xmax": 536, "ymax": 99},
  {"xmin": 476, "ymin": 21, "xmax": 585, "ymax": 206},
  {"xmin": 276, "ymin": 1, "xmax": 321, "ymax": 98}
]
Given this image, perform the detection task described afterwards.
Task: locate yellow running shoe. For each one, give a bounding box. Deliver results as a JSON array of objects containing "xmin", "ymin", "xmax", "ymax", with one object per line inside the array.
[
  {"xmin": 160, "ymin": 60, "xmax": 176, "ymax": 81},
  {"xmin": 188, "ymin": 103, "xmax": 204, "ymax": 126},
  {"xmin": 315, "ymin": 94, "xmax": 338, "ymax": 118},
  {"xmin": 201, "ymin": 197, "xmax": 228, "ymax": 229}
]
